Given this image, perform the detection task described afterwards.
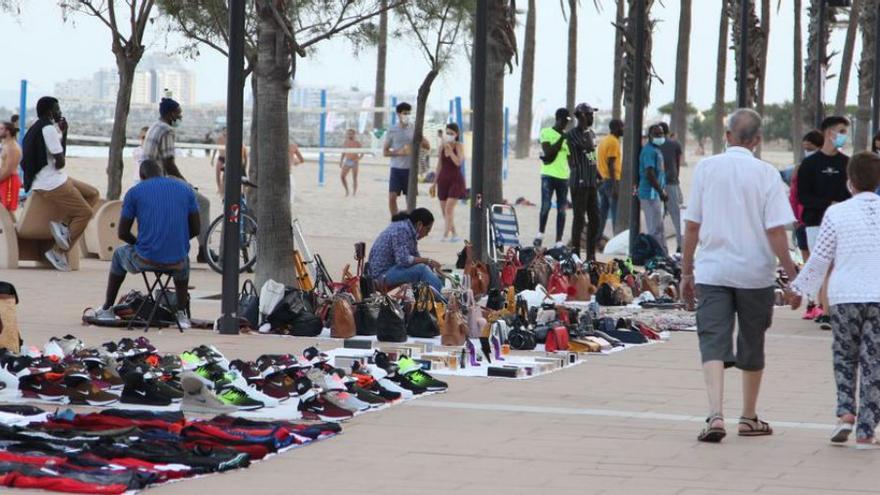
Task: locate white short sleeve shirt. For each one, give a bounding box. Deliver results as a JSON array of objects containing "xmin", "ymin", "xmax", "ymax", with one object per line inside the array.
[
  {"xmin": 31, "ymin": 124, "xmax": 68, "ymax": 192},
  {"xmin": 684, "ymin": 147, "xmax": 795, "ymax": 289}
]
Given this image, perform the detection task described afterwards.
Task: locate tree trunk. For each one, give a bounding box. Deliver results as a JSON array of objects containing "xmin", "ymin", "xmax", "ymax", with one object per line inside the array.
[
  {"xmin": 835, "ymin": 0, "xmax": 861, "ymax": 116},
  {"xmin": 255, "ymin": 2, "xmax": 295, "ymax": 289},
  {"xmin": 246, "ymin": 76, "xmax": 259, "ymax": 214},
  {"xmin": 612, "ymin": 0, "xmax": 625, "ymax": 120},
  {"xmin": 712, "ymin": 2, "xmax": 729, "ymax": 154},
  {"xmin": 566, "ymin": 0, "xmax": 577, "ymax": 111},
  {"xmin": 805, "ymin": 0, "xmax": 834, "ymax": 128},
  {"xmin": 372, "ymin": 0, "xmax": 388, "ymax": 130},
  {"xmin": 671, "ymin": 0, "xmax": 691, "ymax": 157},
  {"xmin": 514, "ymin": 0, "xmax": 536, "ymax": 159},
  {"xmin": 406, "ymin": 69, "xmax": 438, "ymax": 211},
  {"xmin": 855, "ymin": 0, "xmax": 877, "ymax": 151},
  {"xmin": 755, "ymin": 0, "xmax": 770, "ymax": 157},
  {"xmin": 793, "ymin": 0, "xmax": 805, "ymax": 163},
  {"xmin": 106, "ymin": 58, "xmax": 136, "ymax": 200}
]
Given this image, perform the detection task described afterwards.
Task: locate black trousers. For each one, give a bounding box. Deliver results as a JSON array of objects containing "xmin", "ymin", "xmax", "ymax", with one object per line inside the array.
[{"xmin": 571, "ymin": 186, "xmax": 600, "ymax": 260}]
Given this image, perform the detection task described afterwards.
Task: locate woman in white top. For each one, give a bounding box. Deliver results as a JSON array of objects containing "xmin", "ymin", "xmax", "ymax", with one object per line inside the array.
[{"xmin": 792, "ymin": 151, "xmax": 880, "ymax": 448}]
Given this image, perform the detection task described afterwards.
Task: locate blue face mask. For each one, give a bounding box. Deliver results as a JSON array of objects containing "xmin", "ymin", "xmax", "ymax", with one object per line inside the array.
[
  {"xmin": 834, "ymin": 133, "xmax": 848, "ymax": 148},
  {"xmin": 652, "ymin": 137, "xmax": 666, "ymax": 146}
]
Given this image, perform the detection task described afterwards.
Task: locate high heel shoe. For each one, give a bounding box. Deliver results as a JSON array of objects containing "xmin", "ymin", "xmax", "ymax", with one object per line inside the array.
[
  {"xmin": 491, "ymin": 335, "xmax": 505, "ymax": 361},
  {"xmin": 466, "ymin": 339, "xmax": 480, "ymax": 367}
]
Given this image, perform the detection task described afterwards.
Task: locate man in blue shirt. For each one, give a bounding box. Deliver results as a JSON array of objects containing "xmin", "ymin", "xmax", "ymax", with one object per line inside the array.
[
  {"xmin": 93, "ymin": 159, "xmax": 200, "ymax": 326},
  {"xmin": 639, "ymin": 124, "xmax": 668, "ymax": 251}
]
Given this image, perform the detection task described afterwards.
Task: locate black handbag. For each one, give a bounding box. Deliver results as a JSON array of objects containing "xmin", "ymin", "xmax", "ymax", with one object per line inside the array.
[
  {"xmin": 377, "ymin": 295, "xmax": 407, "ymax": 342},
  {"xmin": 354, "ymin": 297, "xmax": 381, "ymax": 335},
  {"xmin": 267, "ymin": 288, "xmax": 323, "ymax": 336},
  {"xmin": 407, "ymin": 284, "xmax": 440, "ymax": 338},
  {"xmin": 238, "ymin": 280, "xmax": 259, "ymax": 328},
  {"xmin": 508, "ymin": 326, "xmax": 537, "ymax": 350},
  {"xmin": 486, "ymin": 288, "xmax": 504, "ymax": 311},
  {"xmin": 513, "ymin": 267, "xmax": 536, "ymax": 292}
]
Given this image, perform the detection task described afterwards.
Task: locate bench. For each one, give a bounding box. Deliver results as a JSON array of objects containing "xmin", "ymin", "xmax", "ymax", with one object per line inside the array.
[
  {"xmin": 14, "ymin": 193, "xmax": 82, "ymax": 270},
  {"xmin": 83, "ymin": 200, "xmax": 132, "ymax": 261}
]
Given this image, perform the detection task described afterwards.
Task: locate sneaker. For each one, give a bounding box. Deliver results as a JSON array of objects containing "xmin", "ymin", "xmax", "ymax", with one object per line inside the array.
[
  {"xmin": 175, "ymin": 311, "xmax": 192, "ymax": 330},
  {"xmin": 348, "ymin": 384, "xmax": 390, "ymax": 408},
  {"xmin": 49, "ymin": 221, "xmax": 70, "ymax": 251},
  {"xmin": 120, "ymin": 372, "xmax": 174, "ymax": 406},
  {"xmin": 533, "ymin": 237, "xmax": 543, "ymax": 248},
  {"xmin": 180, "ymin": 372, "xmax": 237, "ymax": 415},
  {"xmin": 216, "ymin": 384, "xmax": 265, "ymax": 410},
  {"xmin": 19, "ymin": 374, "xmax": 66, "ymax": 401},
  {"xmin": 323, "ymin": 390, "xmax": 370, "ymax": 413},
  {"xmin": 802, "ymin": 304, "xmax": 818, "ymax": 320},
  {"xmin": 91, "ymin": 306, "xmax": 118, "ymax": 322},
  {"xmin": 831, "ymin": 420, "xmax": 854, "ymax": 443},
  {"xmin": 43, "ymin": 248, "xmax": 70, "ymax": 272},
  {"xmin": 65, "ymin": 378, "xmax": 119, "ymax": 406},
  {"xmin": 294, "ymin": 377, "xmax": 353, "ymax": 421},
  {"xmin": 226, "ymin": 369, "xmax": 279, "ymax": 407},
  {"xmin": 260, "ymin": 372, "xmax": 295, "ymax": 400},
  {"xmin": 397, "ymin": 356, "xmax": 447, "ymax": 392},
  {"xmin": 50, "ymin": 335, "xmax": 84, "ymax": 356}
]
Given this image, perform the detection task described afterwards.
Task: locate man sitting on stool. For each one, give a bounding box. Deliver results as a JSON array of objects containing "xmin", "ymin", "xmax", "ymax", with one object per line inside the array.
[{"xmin": 93, "ymin": 159, "xmax": 199, "ymax": 328}]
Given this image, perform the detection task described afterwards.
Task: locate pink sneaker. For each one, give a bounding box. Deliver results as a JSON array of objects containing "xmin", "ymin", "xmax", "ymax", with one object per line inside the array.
[{"xmin": 802, "ymin": 305, "xmax": 817, "ymax": 320}]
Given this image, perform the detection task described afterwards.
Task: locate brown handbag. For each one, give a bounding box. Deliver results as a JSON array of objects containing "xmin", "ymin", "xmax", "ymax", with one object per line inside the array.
[
  {"xmin": 568, "ymin": 268, "xmax": 596, "ymax": 301},
  {"xmin": 441, "ymin": 295, "xmax": 469, "ymax": 346},
  {"xmin": 530, "ymin": 254, "xmax": 552, "ymax": 288},
  {"xmin": 465, "ymin": 262, "xmax": 490, "ymax": 298},
  {"xmin": 330, "ymin": 294, "xmax": 356, "ymax": 339}
]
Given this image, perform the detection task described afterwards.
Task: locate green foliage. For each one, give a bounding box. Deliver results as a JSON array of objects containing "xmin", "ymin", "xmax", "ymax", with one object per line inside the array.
[
  {"xmin": 657, "ymin": 101, "xmax": 698, "ymax": 116},
  {"xmin": 397, "ymin": 0, "xmax": 475, "ymax": 68}
]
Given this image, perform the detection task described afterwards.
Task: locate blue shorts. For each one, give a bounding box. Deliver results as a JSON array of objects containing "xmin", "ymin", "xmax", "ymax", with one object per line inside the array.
[
  {"xmin": 389, "ymin": 168, "xmax": 409, "ymax": 195},
  {"xmin": 110, "ymin": 244, "xmax": 190, "ymax": 282}
]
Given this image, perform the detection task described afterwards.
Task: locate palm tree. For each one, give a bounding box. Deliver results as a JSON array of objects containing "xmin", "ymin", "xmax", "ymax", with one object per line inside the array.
[
  {"xmin": 671, "ymin": 0, "xmax": 692, "ymax": 157},
  {"xmin": 834, "ymin": 0, "xmax": 861, "ymax": 116},
  {"xmin": 712, "ymin": 1, "xmax": 730, "ymax": 154},
  {"xmin": 565, "ymin": 0, "xmax": 578, "ymax": 111},
  {"xmin": 612, "ymin": 0, "xmax": 625, "ymax": 120},
  {"xmin": 855, "ymin": 0, "xmax": 877, "ymax": 151},
  {"xmin": 515, "ymin": 0, "xmax": 536, "ymax": 159},
  {"xmin": 373, "ymin": 0, "xmax": 389, "ymax": 130},
  {"xmin": 793, "ymin": 0, "xmax": 805, "ymax": 163},
  {"xmin": 756, "ymin": 0, "xmax": 770, "ymax": 126},
  {"xmin": 804, "ymin": 0, "xmax": 835, "ymax": 128}
]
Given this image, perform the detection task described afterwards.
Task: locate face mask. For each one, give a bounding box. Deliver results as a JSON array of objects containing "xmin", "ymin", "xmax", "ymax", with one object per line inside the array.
[
  {"xmin": 804, "ymin": 149, "xmax": 817, "ymax": 158},
  {"xmin": 834, "ymin": 133, "xmax": 848, "ymax": 148},
  {"xmin": 443, "ymin": 134, "xmax": 456, "ymax": 143},
  {"xmin": 399, "ymin": 115, "xmax": 410, "ymax": 125},
  {"xmin": 172, "ymin": 118, "xmax": 182, "ymax": 128},
  {"xmin": 652, "ymin": 137, "xmax": 666, "ymax": 146}
]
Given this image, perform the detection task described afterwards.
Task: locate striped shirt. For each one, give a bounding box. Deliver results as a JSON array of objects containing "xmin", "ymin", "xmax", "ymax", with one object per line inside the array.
[
  {"xmin": 141, "ymin": 121, "xmax": 175, "ymax": 167},
  {"xmin": 566, "ymin": 127, "xmax": 598, "ymax": 189}
]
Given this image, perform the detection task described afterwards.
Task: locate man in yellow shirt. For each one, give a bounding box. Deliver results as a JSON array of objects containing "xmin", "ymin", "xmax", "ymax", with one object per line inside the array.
[
  {"xmin": 596, "ymin": 119, "xmax": 623, "ymax": 239},
  {"xmin": 535, "ymin": 108, "xmax": 572, "ymax": 247}
]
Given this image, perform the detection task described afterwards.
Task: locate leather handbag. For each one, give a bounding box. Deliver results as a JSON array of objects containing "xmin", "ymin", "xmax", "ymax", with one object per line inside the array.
[
  {"xmin": 567, "ymin": 268, "xmax": 594, "ymax": 301},
  {"xmin": 544, "ymin": 326, "xmax": 570, "ymax": 352},
  {"xmin": 501, "ymin": 249, "xmax": 521, "ymax": 287},
  {"xmin": 0, "ymin": 281, "xmax": 20, "ymax": 353},
  {"xmin": 407, "ymin": 284, "xmax": 441, "ymax": 338},
  {"xmin": 464, "ymin": 290, "xmax": 487, "ymax": 338},
  {"xmin": 376, "ymin": 295, "xmax": 407, "ymax": 342},
  {"xmin": 508, "ymin": 326, "xmax": 537, "ymax": 350},
  {"xmin": 237, "ymin": 279, "xmax": 260, "ymax": 329},
  {"xmin": 330, "ymin": 294, "xmax": 356, "ymax": 339},
  {"xmin": 266, "ymin": 288, "xmax": 323, "ymax": 337},
  {"xmin": 441, "ymin": 296, "xmax": 469, "ymax": 346},
  {"xmin": 466, "ymin": 261, "xmax": 490, "ymax": 298},
  {"xmin": 354, "ymin": 296, "xmax": 382, "ymax": 335},
  {"xmin": 531, "ymin": 255, "xmax": 552, "ymax": 288},
  {"xmin": 547, "ymin": 265, "xmax": 570, "ymax": 295}
]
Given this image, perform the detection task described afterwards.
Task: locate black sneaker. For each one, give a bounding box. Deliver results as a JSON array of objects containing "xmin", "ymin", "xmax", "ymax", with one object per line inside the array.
[
  {"xmin": 120, "ymin": 372, "xmax": 175, "ymax": 406},
  {"xmin": 294, "ymin": 377, "xmax": 353, "ymax": 421}
]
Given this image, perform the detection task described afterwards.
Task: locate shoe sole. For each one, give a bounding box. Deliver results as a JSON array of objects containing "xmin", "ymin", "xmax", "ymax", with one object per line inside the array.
[
  {"xmin": 831, "ymin": 426, "xmax": 853, "ymax": 443},
  {"xmin": 49, "ymin": 223, "xmax": 70, "ymax": 251},
  {"xmin": 43, "ymin": 251, "xmax": 70, "ymax": 272}
]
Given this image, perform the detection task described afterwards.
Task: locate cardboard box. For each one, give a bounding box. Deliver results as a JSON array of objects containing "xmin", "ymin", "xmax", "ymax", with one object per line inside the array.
[
  {"xmin": 343, "ymin": 339, "xmax": 375, "ymax": 350},
  {"xmin": 334, "ymin": 355, "xmax": 368, "ymax": 370}
]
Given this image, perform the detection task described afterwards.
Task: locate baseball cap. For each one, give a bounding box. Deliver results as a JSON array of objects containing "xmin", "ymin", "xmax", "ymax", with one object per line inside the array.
[
  {"xmin": 555, "ymin": 108, "xmax": 571, "ymax": 120},
  {"xmin": 575, "ymin": 103, "xmax": 595, "ymax": 114}
]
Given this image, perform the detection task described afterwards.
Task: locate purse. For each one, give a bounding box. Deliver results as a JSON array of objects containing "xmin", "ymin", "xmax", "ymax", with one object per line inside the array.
[
  {"xmin": 441, "ymin": 295, "xmax": 468, "ymax": 346},
  {"xmin": 407, "ymin": 284, "xmax": 441, "ymax": 338},
  {"xmin": 547, "ymin": 265, "xmax": 570, "ymax": 295},
  {"xmin": 508, "ymin": 326, "xmax": 537, "ymax": 351},
  {"xmin": 544, "ymin": 326, "xmax": 570, "ymax": 352},
  {"xmin": 501, "ymin": 249, "xmax": 521, "ymax": 287},
  {"xmin": 238, "ymin": 279, "xmax": 260, "ymax": 329},
  {"xmin": 267, "ymin": 288, "xmax": 323, "ymax": 337},
  {"xmin": 464, "ymin": 290, "xmax": 487, "ymax": 338},
  {"xmin": 259, "ymin": 279, "xmax": 287, "ymax": 319},
  {"xmin": 376, "ymin": 295, "xmax": 407, "ymax": 342},
  {"xmin": 0, "ymin": 282, "xmax": 20, "ymax": 353},
  {"xmin": 330, "ymin": 293, "xmax": 356, "ymax": 339},
  {"xmin": 354, "ymin": 296, "xmax": 382, "ymax": 335}
]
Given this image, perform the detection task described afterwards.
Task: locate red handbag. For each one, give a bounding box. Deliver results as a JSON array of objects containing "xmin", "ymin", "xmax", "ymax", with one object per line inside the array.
[
  {"xmin": 501, "ymin": 249, "xmax": 521, "ymax": 287},
  {"xmin": 547, "ymin": 265, "xmax": 570, "ymax": 295},
  {"xmin": 544, "ymin": 326, "xmax": 570, "ymax": 352}
]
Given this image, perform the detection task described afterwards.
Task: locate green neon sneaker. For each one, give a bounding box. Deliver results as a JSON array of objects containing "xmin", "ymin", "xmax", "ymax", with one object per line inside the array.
[
  {"xmin": 396, "ymin": 356, "xmax": 447, "ymax": 392},
  {"xmin": 179, "ymin": 351, "xmax": 204, "ymax": 370},
  {"xmin": 216, "ymin": 385, "xmax": 264, "ymax": 410}
]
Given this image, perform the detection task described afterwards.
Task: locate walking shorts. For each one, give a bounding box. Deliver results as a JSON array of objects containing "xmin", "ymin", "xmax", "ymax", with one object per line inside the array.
[{"xmin": 695, "ymin": 284, "xmax": 775, "ymax": 371}]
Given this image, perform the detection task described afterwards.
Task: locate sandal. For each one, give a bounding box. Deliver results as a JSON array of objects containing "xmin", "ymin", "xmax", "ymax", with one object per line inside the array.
[
  {"xmin": 698, "ymin": 414, "xmax": 726, "ymax": 443},
  {"xmin": 738, "ymin": 416, "xmax": 773, "ymax": 437}
]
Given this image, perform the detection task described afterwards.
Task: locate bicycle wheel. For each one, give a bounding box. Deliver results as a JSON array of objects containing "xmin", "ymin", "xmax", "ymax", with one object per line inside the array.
[{"xmin": 206, "ymin": 213, "xmax": 258, "ymax": 274}]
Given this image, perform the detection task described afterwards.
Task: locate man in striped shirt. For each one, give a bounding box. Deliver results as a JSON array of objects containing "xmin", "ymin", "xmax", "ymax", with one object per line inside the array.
[{"xmin": 566, "ymin": 103, "xmax": 600, "ymax": 260}]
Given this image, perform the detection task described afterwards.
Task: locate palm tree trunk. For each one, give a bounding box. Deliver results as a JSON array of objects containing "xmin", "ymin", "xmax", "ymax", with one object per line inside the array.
[
  {"xmin": 255, "ymin": 1, "xmax": 295, "ymax": 289},
  {"xmin": 671, "ymin": 0, "xmax": 692, "ymax": 157},
  {"xmin": 373, "ymin": 0, "xmax": 388, "ymax": 130},
  {"xmin": 805, "ymin": 0, "xmax": 834, "ymax": 127},
  {"xmin": 712, "ymin": 1, "xmax": 730, "ymax": 154},
  {"xmin": 514, "ymin": 0, "xmax": 536, "ymax": 159},
  {"xmin": 793, "ymin": 0, "xmax": 805, "ymax": 163},
  {"xmin": 835, "ymin": 0, "xmax": 861, "ymax": 116},
  {"xmin": 755, "ymin": 0, "xmax": 770, "ymax": 157},
  {"xmin": 246, "ymin": 76, "xmax": 259, "ymax": 214},
  {"xmin": 106, "ymin": 57, "xmax": 136, "ymax": 200},
  {"xmin": 612, "ymin": 0, "xmax": 625, "ymax": 120},
  {"xmin": 566, "ymin": 0, "xmax": 577, "ymax": 111},
  {"xmin": 406, "ymin": 70, "xmax": 438, "ymax": 211},
  {"xmin": 855, "ymin": 0, "xmax": 877, "ymax": 151}
]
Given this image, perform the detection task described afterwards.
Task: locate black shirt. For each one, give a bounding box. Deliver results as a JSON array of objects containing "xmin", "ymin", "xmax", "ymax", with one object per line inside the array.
[
  {"xmin": 796, "ymin": 151, "xmax": 851, "ymax": 226},
  {"xmin": 566, "ymin": 127, "xmax": 598, "ymax": 189},
  {"xmin": 659, "ymin": 139, "xmax": 682, "ymax": 185}
]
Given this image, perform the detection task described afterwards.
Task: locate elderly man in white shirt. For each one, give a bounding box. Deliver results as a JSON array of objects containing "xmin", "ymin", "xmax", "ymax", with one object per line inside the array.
[{"xmin": 681, "ymin": 108, "xmax": 801, "ymax": 443}]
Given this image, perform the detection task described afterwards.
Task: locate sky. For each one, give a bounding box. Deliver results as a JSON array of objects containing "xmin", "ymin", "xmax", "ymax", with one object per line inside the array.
[{"xmin": 0, "ymin": 1, "xmax": 864, "ymax": 120}]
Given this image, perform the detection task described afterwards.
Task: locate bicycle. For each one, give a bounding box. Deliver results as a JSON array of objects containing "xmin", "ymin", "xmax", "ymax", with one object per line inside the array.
[{"xmin": 205, "ymin": 177, "xmax": 258, "ymax": 274}]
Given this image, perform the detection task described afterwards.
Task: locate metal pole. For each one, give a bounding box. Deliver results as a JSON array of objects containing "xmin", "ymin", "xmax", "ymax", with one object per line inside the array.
[
  {"xmin": 455, "ymin": 96, "xmax": 466, "ymax": 179},
  {"xmin": 18, "ymin": 80, "xmax": 26, "ymax": 146},
  {"xmin": 503, "ymin": 106, "xmax": 509, "ymax": 181},
  {"xmin": 449, "ymin": 99, "xmax": 454, "ymax": 123},
  {"xmin": 737, "ymin": 0, "xmax": 750, "ymax": 108},
  {"xmin": 318, "ymin": 89, "xmax": 327, "ymax": 186},
  {"xmin": 873, "ymin": 1, "xmax": 880, "ymax": 134},
  {"xmin": 390, "ymin": 96, "xmax": 398, "ymax": 127},
  {"xmin": 217, "ymin": 0, "xmax": 246, "ymax": 335},
  {"xmin": 470, "ymin": 0, "xmax": 488, "ymax": 259},
  {"xmin": 816, "ymin": 0, "xmax": 826, "ymax": 127},
  {"xmin": 628, "ymin": 0, "xmax": 647, "ymax": 258}
]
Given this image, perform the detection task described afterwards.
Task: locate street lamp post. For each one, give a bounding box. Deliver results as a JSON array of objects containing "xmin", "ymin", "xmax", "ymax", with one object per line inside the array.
[
  {"xmin": 469, "ymin": 1, "xmax": 488, "ymax": 260},
  {"xmin": 627, "ymin": 0, "xmax": 647, "ymax": 257},
  {"xmin": 737, "ymin": 0, "xmax": 750, "ymax": 108}
]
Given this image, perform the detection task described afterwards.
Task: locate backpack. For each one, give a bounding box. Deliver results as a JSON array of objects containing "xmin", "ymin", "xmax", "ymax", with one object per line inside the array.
[{"xmin": 632, "ymin": 234, "xmax": 666, "ymax": 266}]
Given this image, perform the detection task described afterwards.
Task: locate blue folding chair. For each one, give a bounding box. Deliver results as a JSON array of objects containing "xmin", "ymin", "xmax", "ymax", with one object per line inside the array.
[{"xmin": 487, "ymin": 204, "xmax": 521, "ymax": 262}]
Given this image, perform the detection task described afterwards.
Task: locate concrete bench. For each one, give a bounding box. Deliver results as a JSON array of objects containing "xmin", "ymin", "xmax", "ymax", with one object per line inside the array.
[
  {"xmin": 12, "ymin": 194, "xmax": 82, "ymax": 271},
  {"xmin": 83, "ymin": 200, "xmax": 130, "ymax": 261}
]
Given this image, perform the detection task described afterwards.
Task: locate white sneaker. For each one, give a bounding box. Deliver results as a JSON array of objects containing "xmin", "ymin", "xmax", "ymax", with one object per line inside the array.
[
  {"xmin": 831, "ymin": 421, "xmax": 854, "ymax": 443},
  {"xmin": 49, "ymin": 221, "xmax": 70, "ymax": 251},
  {"xmin": 44, "ymin": 249, "xmax": 70, "ymax": 272},
  {"xmin": 175, "ymin": 310, "xmax": 192, "ymax": 330},
  {"xmin": 94, "ymin": 307, "xmax": 118, "ymax": 322}
]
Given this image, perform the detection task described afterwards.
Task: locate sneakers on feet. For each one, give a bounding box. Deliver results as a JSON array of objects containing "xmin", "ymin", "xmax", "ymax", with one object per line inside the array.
[
  {"xmin": 831, "ymin": 420, "xmax": 854, "ymax": 443},
  {"xmin": 175, "ymin": 311, "xmax": 192, "ymax": 330},
  {"xmin": 93, "ymin": 307, "xmax": 118, "ymax": 322},
  {"xmin": 49, "ymin": 221, "xmax": 70, "ymax": 251},
  {"xmin": 44, "ymin": 249, "xmax": 70, "ymax": 272}
]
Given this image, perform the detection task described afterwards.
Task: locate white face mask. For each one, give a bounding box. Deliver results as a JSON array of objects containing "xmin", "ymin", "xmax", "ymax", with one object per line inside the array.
[
  {"xmin": 399, "ymin": 114, "xmax": 410, "ymax": 126},
  {"xmin": 172, "ymin": 117, "xmax": 182, "ymax": 128},
  {"xmin": 804, "ymin": 149, "xmax": 817, "ymax": 158},
  {"xmin": 443, "ymin": 134, "xmax": 456, "ymax": 143}
]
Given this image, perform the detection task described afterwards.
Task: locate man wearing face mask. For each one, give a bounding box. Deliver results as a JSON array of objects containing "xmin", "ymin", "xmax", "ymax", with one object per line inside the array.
[
  {"xmin": 797, "ymin": 116, "xmax": 852, "ymax": 253},
  {"xmin": 143, "ymin": 97, "xmax": 212, "ymax": 263},
  {"xmin": 566, "ymin": 103, "xmax": 600, "ymax": 260},
  {"xmin": 658, "ymin": 122, "xmax": 684, "ymax": 253},
  {"xmin": 535, "ymin": 108, "xmax": 572, "ymax": 247},
  {"xmin": 383, "ymin": 102, "xmax": 430, "ymax": 217},
  {"xmin": 638, "ymin": 124, "xmax": 668, "ymax": 251}
]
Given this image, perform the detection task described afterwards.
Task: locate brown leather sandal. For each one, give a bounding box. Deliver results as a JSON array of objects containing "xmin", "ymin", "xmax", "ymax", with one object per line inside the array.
[
  {"xmin": 698, "ymin": 414, "xmax": 726, "ymax": 443},
  {"xmin": 738, "ymin": 416, "xmax": 773, "ymax": 437}
]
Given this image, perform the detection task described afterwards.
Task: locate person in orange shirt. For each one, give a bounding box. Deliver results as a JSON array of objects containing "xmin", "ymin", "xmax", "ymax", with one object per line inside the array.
[{"xmin": 596, "ymin": 119, "xmax": 623, "ymax": 239}]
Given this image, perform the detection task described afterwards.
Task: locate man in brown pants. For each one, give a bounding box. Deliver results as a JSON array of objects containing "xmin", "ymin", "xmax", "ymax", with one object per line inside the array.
[{"xmin": 21, "ymin": 97, "xmax": 99, "ymax": 271}]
